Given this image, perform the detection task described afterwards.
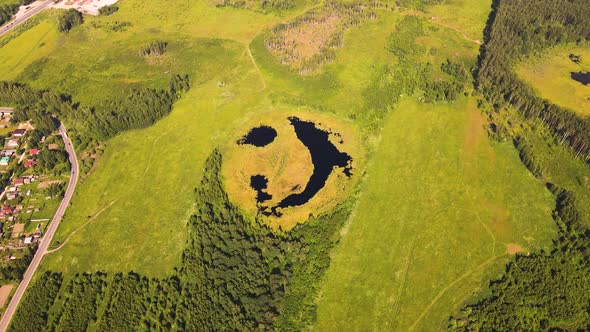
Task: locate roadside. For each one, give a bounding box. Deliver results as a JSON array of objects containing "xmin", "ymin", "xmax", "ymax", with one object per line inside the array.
[{"xmin": 0, "ymin": 122, "xmax": 78, "ymax": 332}]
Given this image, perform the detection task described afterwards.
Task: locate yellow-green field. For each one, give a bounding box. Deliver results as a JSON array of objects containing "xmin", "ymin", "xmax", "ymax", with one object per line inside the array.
[
  {"xmin": 516, "ymin": 44, "xmax": 590, "ymax": 117},
  {"xmin": 0, "ymin": 0, "xmax": 569, "ymax": 328},
  {"xmin": 313, "ymin": 97, "xmax": 557, "ymax": 331}
]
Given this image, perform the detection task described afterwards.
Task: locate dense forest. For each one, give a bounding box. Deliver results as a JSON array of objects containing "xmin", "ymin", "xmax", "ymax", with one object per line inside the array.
[
  {"xmin": 477, "ymin": 0, "xmax": 590, "ymax": 162},
  {"xmin": 8, "ymin": 150, "xmax": 354, "ymax": 331}
]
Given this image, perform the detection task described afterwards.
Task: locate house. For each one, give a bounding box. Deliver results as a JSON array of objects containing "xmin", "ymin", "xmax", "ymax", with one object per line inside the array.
[
  {"xmin": 0, "ymin": 107, "xmax": 14, "ymax": 117},
  {"xmin": 29, "ymin": 148, "xmax": 39, "ymax": 156},
  {"xmin": 0, "ymin": 156, "xmax": 9, "ymax": 166},
  {"xmin": 12, "ymin": 129, "xmax": 25, "ymax": 137},
  {"xmin": 24, "ymin": 160, "xmax": 36, "ymax": 168},
  {"xmin": 6, "ymin": 139, "xmax": 18, "ymax": 147},
  {"xmin": 1, "ymin": 206, "xmax": 14, "ymax": 214},
  {"xmin": 23, "ymin": 236, "xmax": 33, "ymax": 244},
  {"xmin": 13, "ymin": 178, "xmax": 24, "ymax": 186},
  {"xmin": 2, "ymin": 150, "xmax": 15, "ymax": 156},
  {"xmin": 6, "ymin": 193, "xmax": 17, "ymax": 200}
]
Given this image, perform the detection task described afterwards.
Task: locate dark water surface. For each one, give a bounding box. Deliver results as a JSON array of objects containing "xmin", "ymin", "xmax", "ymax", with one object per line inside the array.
[
  {"xmin": 571, "ymin": 71, "xmax": 590, "ymax": 85},
  {"xmin": 266, "ymin": 117, "xmax": 352, "ymax": 216},
  {"xmin": 238, "ymin": 126, "xmax": 277, "ymax": 147},
  {"xmin": 250, "ymin": 175, "xmax": 272, "ymax": 203}
]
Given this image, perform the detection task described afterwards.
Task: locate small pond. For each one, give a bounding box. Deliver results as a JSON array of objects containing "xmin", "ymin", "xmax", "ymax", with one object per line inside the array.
[
  {"xmin": 571, "ymin": 71, "xmax": 590, "ymax": 85},
  {"xmin": 250, "ymin": 175, "xmax": 272, "ymax": 203},
  {"xmin": 237, "ymin": 126, "xmax": 277, "ymax": 147}
]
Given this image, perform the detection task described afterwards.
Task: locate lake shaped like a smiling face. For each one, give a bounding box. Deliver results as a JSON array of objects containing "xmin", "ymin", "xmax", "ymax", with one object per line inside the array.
[{"xmin": 244, "ymin": 117, "xmax": 353, "ymax": 217}]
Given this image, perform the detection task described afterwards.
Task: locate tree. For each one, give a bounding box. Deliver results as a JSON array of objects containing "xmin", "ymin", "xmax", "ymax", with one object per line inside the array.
[{"xmin": 58, "ymin": 9, "xmax": 83, "ymax": 33}]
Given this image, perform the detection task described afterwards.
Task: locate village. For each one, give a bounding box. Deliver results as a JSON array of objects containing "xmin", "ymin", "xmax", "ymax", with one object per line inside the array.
[{"xmin": 0, "ymin": 107, "xmax": 70, "ymax": 310}]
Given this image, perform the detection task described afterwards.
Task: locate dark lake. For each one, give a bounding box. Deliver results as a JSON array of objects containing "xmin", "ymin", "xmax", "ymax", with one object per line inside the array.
[
  {"xmin": 571, "ymin": 71, "xmax": 590, "ymax": 85},
  {"xmin": 264, "ymin": 117, "xmax": 353, "ymax": 217},
  {"xmin": 238, "ymin": 126, "xmax": 277, "ymax": 147},
  {"xmin": 250, "ymin": 175, "xmax": 272, "ymax": 203}
]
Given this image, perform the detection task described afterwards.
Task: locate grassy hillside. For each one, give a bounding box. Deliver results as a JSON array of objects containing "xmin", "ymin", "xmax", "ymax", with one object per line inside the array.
[{"xmin": 314, "ymin": 97, "xmax": 557, "ymax": 331}]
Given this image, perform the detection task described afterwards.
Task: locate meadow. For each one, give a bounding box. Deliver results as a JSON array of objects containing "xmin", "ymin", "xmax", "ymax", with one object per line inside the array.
[
  {"xmin": 314, "ymin": 97, "xmax": 557, "ymax": 331},
  {"xmin": 0, "ymin": 0, "xmax": 576, "ymax": 328},
  {"xmin": 516, "ymin": 44, "xmax": 590, "ymax": 117}
]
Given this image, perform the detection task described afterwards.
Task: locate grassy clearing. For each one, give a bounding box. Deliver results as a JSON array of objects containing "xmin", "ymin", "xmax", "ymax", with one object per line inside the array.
[
  {"xmin": 314, "ymin": 97, "xmax": 557, "ymax": 331},
  {"xmin": 516, "ymin": 44, "xmax": 590, "ymax": 117},
  {"xmin": 427, "ymin": 0, "xmax": 491, "ymax": 43}
]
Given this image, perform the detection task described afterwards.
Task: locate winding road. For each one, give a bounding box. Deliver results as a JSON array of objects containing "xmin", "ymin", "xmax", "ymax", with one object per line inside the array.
[
  {"xmin": 0, "ymin": 0, "xmax": 54, "ymax": 38},
  {"xmin": 0, "ymin": 123, "xmax": 78, "ymax": 332}
]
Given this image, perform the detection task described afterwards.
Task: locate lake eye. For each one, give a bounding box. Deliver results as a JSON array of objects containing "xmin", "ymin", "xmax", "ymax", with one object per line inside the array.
[{"xmin": 237, "ymin": 126, "xmax": 277, "ymax": 147}]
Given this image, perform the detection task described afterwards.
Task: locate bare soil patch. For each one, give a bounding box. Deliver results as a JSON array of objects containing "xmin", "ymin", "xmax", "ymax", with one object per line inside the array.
[
  {"xmin": 506, "ymin": 243, "xmax": 524, "ymax": 255},
  {"xmin": 11, "ymin": 224, "xmax": 24, "ymax": 238},
  {"xmin": 37, "ymin": 180, "xmax": 62, "ymax": 189},
  {"xmin": 0, "ymin": 285, "xmax": 14, "ymax": 309}
]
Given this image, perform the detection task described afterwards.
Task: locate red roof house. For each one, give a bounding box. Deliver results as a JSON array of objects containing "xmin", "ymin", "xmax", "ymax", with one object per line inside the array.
[
  {"xmin": 29, "ymin": 148, "xmax": 39, "ymax": 156},
  {"xmin": 24, "ymin": 160, "xmax": 37, "ymax": 168},
  {"xmin": 1, "ymin": 205, "xmax": 14, "ymax": 214}
]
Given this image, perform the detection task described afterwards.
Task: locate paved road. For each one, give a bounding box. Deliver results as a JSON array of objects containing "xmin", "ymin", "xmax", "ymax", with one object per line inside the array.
[
  {"xmin": 0, "ymin": 123, "xmax": 78, "ymax": 332},
  {"xmin": 0, "ymin": 0, "xmax": 54, "ymax": 38}
]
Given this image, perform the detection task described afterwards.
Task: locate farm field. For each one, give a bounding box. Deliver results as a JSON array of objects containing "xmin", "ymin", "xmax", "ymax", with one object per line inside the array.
[
  {"xmin": 314, "ymin": 97, "xmax": 557, "ymax": 331},
  {"xmin": 516, "ymin": 45, "xmax": 590, "ymax": 117}
]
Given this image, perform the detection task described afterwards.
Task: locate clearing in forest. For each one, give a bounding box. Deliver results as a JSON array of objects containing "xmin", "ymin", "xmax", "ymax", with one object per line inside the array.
[{"xmin": 516, "ymin": 45, "xmax": 590, "ymax": 116}]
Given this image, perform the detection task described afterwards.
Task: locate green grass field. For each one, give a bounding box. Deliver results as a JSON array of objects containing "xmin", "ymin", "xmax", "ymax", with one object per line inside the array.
[
  {"xmin": 1, "ymin": 0, "xmax": 578, "ymax": 328},
  {"xmin": 314, "ymin": 97, "xmax": 557, "ymax": 331},
  {"xmin": 516, "ymin": 44, "xmax": 590, "ymax": 117}
]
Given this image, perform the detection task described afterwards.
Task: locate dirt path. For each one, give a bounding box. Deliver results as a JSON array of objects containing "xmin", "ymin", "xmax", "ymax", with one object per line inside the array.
[
  {"xmin": 428, "ymin": 17, "xmax": 481, "ymax": 45},
  {"xmin": 403, "ymin": 10, "xmax": 481, "ymax": 46},
  {"xmin": 247, "ymin": 46, "xmax": 267, "ymax": 91},
  {"xmin": 46, "ymin": 200, "xmax": 118, "ymax": 254}
]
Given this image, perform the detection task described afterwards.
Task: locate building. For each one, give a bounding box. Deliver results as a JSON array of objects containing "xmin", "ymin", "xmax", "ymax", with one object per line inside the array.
[
  {"xmin": 0, "ymin": 156, "xmax": 9, "ymax": 166},
  {"xmin": 12, "ymin": 129, "xmax": 25, "ymax": 137},
  {"xmin": 24, "ymin": 160, "xmax": 37, "ymax": 168},
  {"xmin": 6, "ymin": 139, "xmax": 18, "ymax": 148},
  {"xmin": 29, "ymin": 148, "xmax": 39, "ymax": 156},
  {"xmin": 13, "ymin": 178, "xmax": 24, "ymax": 186},
  {"xmin": 2, "ymin": 150, "xmax": 15, "ymax": 156},
  {"xmin": 1, "ymin": 206, "xmax": 14, "ymax": 214},
  {"xmin": 23, "ymin": 236, "xmax": 33, "ymax": 244},
  {"xmin": 0, "ymin": 107, "xmax": 14, "ymax": 117}
]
